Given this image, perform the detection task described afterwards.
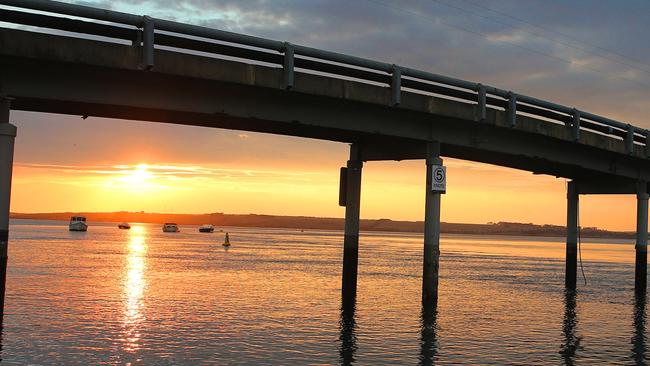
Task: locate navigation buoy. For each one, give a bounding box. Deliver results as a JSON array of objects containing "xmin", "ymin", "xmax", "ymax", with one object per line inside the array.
[{"xmin": 223, "ymin": 232, "xmax": 231, "ymax": 247}]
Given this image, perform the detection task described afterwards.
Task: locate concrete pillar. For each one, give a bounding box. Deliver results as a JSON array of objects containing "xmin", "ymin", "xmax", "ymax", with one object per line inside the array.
[
  {"xmin": 342, "ymin": 144, "xmax": 362, "ymax": 298},
  {"xmin": 0, "ymin": 98, "xmax": 17, "ymax": 315},
  {"xmin": 566, "ymin": 181, "xmax": 578, "ymax": 290},
  {"xmin": 423, "ymin": 141, "xmax": 442, "ymax": 305},
  {"xmin": 635, "ymin": 181, "xmax": 648, "ymax": 294}
]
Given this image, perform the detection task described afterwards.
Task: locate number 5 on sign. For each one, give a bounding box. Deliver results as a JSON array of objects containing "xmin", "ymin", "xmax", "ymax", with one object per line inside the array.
[{"xmin": 431, "ymin": 165, "xmax": 446, "ymax": 193}]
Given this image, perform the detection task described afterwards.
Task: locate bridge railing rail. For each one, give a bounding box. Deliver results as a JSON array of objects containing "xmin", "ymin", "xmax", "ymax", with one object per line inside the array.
[{"xmin": 1, "ymin": 0, "xmax": 648, "ymax": 157}]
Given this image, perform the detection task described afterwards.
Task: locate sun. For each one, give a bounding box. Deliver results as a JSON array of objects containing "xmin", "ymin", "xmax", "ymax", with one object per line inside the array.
[{"xmin": 121, "ymin": 163, "xmax": 153, "ymax": 190}]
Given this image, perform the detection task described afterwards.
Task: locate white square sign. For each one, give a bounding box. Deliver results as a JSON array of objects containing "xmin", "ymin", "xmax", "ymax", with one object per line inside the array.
[{"xmin": 431, "ymin": 165, "xmax": 446, "ymax": 193}]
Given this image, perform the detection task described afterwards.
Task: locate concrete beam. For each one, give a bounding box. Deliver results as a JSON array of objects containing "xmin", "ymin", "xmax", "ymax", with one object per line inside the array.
[{"xmin": 575, "ymin": 179, "xmax": 639, "ymax": 195}]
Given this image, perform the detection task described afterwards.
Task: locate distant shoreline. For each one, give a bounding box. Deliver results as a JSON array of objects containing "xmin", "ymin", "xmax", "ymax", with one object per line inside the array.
[{"xmin": 9, "ymin": 211, "xmax": 636, "ymax": 240}]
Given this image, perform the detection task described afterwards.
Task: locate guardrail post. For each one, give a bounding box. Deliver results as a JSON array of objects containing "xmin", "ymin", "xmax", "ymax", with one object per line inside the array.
[
  {"xmin": 476, "ymin": 84, "xmax": 486, "ymax": 122},
  {"xmin": 571, "ymin": 109, "xmax": 580, "ymax": 141},
  {"xmin": 391, "ymin": 64, "xmax": 401, "ymax": 107},
  {"xmin": 645, "ymin": 130, "xmax": 650, "ymax": 158},
  {"xmin": 627, "ymin": 125, "xmax": 635, "ymax": 155},
  {"xmin": 282, "ymin": 42, "xmax": 294, "ymax": 90},
  {"xmin": 507, "ymin": 91, "xmax": 517, "ymax": 127},
  {"xmin": 142, "ymin": 16, "xmax": 154, "ymax": 70}
]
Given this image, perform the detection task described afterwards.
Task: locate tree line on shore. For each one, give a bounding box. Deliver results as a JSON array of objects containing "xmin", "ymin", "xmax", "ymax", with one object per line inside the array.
[{"xmin": 9, "ymin": 211, "xmax": 635, "ymax": 239}]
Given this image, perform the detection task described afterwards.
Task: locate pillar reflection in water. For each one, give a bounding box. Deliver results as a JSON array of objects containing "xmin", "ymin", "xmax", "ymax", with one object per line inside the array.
[
  {"xmin": 339, "ymin": 292, "xmax": 357, "ymax": 366},
  {"xmin": 0, "ymin": 320, "xmax": 4, "ymax": 363},
  {"xmin": 632, "ymin": 292, "xmax": 647, "ymax": 365},
  {"xmin": 560, "ymin": 290, "xmax": 580, "ymax": 366},
  {"xmin": 419, "ymin": 299, "xmax": 438, "ymax": 366},
  {"xmin": 122, "ymin": 226, "xmax": 148, "ymax": 353}
]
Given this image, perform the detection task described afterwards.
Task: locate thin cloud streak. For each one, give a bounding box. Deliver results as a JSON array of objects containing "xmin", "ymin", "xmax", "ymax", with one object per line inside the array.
[{"xmin": 14, "ymin": 163, "xmax": 325, "ymax": 180}]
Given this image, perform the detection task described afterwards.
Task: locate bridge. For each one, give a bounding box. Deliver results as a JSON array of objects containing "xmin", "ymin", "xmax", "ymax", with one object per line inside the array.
[{"xmin": 0, "ymin": 0, "xmax": 649, "ymax": 313}]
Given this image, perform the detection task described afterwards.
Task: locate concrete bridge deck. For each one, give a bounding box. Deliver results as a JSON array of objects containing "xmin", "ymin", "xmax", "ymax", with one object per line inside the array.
[
  {"xmin": 1, "ymin": 27, "xmax": 649, "ymax": 191},
  {"xmin": 0, "ymin": 0, "xmax": 648, "ymax": 312}
]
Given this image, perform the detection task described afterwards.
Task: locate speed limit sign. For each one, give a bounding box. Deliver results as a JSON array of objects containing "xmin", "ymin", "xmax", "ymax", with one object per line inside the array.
[{"xmin": 431, "ymin": 165, "xmax": 446, "ymax": 193}]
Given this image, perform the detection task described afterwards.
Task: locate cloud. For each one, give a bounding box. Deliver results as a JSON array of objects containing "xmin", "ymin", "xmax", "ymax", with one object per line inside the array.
[
  {"xmin": 486, "ymin": 30, "xmax": 527, "ymax": 44},
  {"xmin": 14, "ymin": 162, "xmax": 324, "ymax": 181}
]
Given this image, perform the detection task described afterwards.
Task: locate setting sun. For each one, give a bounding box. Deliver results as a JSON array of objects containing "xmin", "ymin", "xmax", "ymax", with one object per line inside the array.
[
  {"xmin": 115, "ymin": 163, "xmax": 156, "ymax": 193},
  {"xmin": 122, "ymin": 164, "xmax": 151, "ymax": 185}
]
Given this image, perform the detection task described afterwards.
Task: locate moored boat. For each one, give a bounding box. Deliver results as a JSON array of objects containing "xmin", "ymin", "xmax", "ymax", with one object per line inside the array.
[
  {"xmin": 69, "ymin": 216, "xmax": 88, "ymax": 232},
  {"xmin": 199, "ymin": 224, "xmax": 214, "ymax": 233},
  {"xmin": 163, "ymin": 223, "xmax": 180, "ymax": 232},
  {"xmin": 118, "ymin": 222, "xmax": 131, "ymax": 229}
]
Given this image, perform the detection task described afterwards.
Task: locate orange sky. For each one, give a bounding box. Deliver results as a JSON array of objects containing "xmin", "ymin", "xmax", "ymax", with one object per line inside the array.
[{"xmin": 8, "ymin": 112, "xmax": 637, "ymax": 231}]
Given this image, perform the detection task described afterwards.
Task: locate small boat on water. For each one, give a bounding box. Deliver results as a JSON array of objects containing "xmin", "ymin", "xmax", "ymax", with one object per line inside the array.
[
  {"xmin": 118, "ymin": 222, "xmax": 131, "ymax": 229},
  {"xmin": 223, "ymin": 232, "xmax": 231, "ymax": 247},
  {"xmin": 163, "ymin": 223, "xmax": 180, "ymax": 232},
  {"xmin": 69, "ymin": 216, "xmax": 88, "ymax": 232},
  {"xmin": 199, "ymin": 224, "xmax": 215, "ymax": 233}
]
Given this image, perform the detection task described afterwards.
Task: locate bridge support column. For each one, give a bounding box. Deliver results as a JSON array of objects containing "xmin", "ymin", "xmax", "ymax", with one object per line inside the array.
[
  {"xmin": 566, "ymin": 181, "xmax": 578, "ymax": 290},
  {"xmin": 342, "ymin": 144, "xmax": 362, "ymax": 298},
  {"xmin": 635, "ymin": 181, "xmax": 648, "ymax": 295},
  {"xmin": 0, "ymin": 98, "xmax": 16, "ymax": 315},
  {"xmin": 423, "ymin": 141, "xmax": 442, "ymax": 306}
]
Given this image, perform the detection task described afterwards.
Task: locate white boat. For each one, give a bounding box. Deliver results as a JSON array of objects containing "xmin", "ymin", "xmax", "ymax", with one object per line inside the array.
[
  {"xmin": 223, "ymin": 232, "xmax": 231, "ymax": 247},
  {"xmin": 199, "ymin": 224, "xmax": 214, "ymax": 233},
  {"xmin": 162, "ymin": 223, "xmax": 179, "ymax": 232},
  {"xmin": 118, "ymin": 222, "xmax": 131, "ymax": 229},
  {"xmin": 69, "ymin": 216, "xmax": 88, "ymax": 232}
]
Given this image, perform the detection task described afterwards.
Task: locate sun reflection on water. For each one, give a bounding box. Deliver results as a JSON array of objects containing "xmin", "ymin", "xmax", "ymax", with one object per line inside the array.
[{"xmin": 122, "ymin": 225, "xmax": 147, "ymax": 353}]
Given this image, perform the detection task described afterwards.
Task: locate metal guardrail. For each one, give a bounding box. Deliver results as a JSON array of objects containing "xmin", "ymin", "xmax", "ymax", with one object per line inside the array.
[{"xmin": 1, "ymin": 0, "xmax": 649, "ymax": 157}]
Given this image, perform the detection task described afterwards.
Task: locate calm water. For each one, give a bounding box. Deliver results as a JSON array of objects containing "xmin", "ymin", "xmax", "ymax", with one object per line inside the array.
[{"xmin": 0, "ymin": 219, "xmax": 647, "ymax": 365}]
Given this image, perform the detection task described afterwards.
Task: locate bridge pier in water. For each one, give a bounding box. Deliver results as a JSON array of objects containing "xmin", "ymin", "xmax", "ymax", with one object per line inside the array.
[
  {"xmin": 423, "ymin": 142, "xmax": 442, "ymax": 306},
  {"xmin": 636, "ymin": 181, "xmax": 648, "ymax": 294},
  {"xmin": 341, "ymin": 144, "xmax": 363, "ymax": 299},
  {"xmin": 565, "ymin": 181, "xmax": 579, "ymax": 290},
  {"xmin": 0, "ymin": 98, "xmax": 16, "ymax": 315}
]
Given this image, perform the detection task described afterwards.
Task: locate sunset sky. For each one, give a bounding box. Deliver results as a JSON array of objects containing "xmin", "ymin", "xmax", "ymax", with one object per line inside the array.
[{"xmin": 6, "ymin": 0, "xmax": 650, "ymax": 230}]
